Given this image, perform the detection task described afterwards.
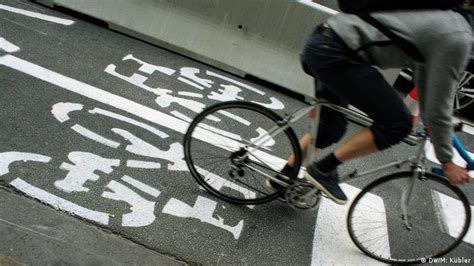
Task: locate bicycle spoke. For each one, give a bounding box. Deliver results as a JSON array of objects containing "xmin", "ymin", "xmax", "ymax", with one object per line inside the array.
[
  {"xmin": 347, "ymin": 172, "xmax": 470, "ymax": 264},
  {"xmin": 194, "ymin": 154, "xmax": 229, "ymax": 161},
  {"xmin": 245, "ymin": 167, "xmax": 273, "ymax": 195},
  {"xmin": 202, "ymin": 162, "xmax": 229, "ymax": 186},
  {"xmin": 248, "ymin": 169, "xmax": 262, "ymax": 193},
  {"xmin": 351, "ymin": 220, "xmax": 385, "ymax": 225},
  {"xmin": 184, "ymin": 101, "xmax": 301, "ymax": 204},
  {"xmin": 363, "ymin": 233, "xmax": 390, "ymax": 251},
  {"xmin": 196, "ymin": 158, "xmax": 229, "ymax": 169},
  {"xmin": 246, "ymin": 155, "xmax": 282, "ymax": 176},
  {"xmin": 248, "ymin": 169, "xmax": 265, "ymax": 199},
  {"xmin": 352, "ymin": 208, "xmax": 386, "ymax": 214},
  {"xmin": 354, "ymin": 225, "xmax": 388, "ymax": 237},
  {"xmin": 375, "ymin": 240, "xmax": 390, "ymax": 258}
]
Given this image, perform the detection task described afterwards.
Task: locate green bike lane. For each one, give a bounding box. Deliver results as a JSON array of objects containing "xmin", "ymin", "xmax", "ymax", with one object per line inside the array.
[{"xmin": 1, "ymin": 1, "xmax": 473, "ymax": 264}]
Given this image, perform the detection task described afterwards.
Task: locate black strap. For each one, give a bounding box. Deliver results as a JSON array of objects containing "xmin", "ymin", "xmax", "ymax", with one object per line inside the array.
[
  {"xmin": 357, "ymin": 14, "xmax": 426, "ymax": 62},
  {"xmin": 338, "ymin": 0, "xmax": 465, "ymax": 14}
]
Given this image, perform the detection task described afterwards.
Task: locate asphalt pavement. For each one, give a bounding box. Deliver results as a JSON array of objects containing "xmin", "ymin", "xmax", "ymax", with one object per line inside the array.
[{"xmin": 0, "ymin": 189, "xmax": 185, "ymax": 265}]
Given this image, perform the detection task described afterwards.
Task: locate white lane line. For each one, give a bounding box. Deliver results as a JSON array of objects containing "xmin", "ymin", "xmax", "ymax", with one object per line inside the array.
[
  {"xmin": 0, "ymin": 55, "xmax": 287, "ymax": 169},
  {"xmin": 311, "ymin": 184, "xmax": 387, "ymax": 265},
  {"xmin": 434, "ymin": 191, "xmax": 474, "ymax": 245},
  {"xmin": 10, "ymin": 178, "xmax": 109, "ymax": 225},
  {"xmin": 0, "ymin": 37, "xmax": 20, "ymax": 52},
  {"xmin": 0, "ymin": 4, "xmax": 74, "ymax": 25}
]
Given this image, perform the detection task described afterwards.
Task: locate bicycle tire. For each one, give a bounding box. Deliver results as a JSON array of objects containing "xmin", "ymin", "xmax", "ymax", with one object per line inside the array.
[
  {"xmin": 183, "ymin": 101, "xmax": 302, "ymax": 205},
  {"xmin": 347, "ymin": 171, "xmax": 471, "ymax": 264}
]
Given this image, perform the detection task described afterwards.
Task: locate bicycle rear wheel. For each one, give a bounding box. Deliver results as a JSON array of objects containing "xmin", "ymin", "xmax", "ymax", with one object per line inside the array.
[
  {"xmin": 347, "ymin": 171, "xmax": 471, "ymax": 264},
  {"xmin": 183, "ymin": 101, "xmax": 302, "ymax": 205}
]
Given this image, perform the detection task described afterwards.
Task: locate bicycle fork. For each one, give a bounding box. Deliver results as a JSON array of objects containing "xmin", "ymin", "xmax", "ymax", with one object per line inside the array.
[
  {"xmin": 400, "ymin": 136, "xmax": 428, "ymax": 230},
  {"xmin": 400, "ymin": 176, "xmax": 416, "ymax": 230}
]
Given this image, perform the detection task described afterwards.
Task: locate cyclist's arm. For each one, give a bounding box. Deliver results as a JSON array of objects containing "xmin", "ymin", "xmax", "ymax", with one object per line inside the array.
[{"xmin": 415, "ymin": 32, "xmax": 471, "ymax": 185}]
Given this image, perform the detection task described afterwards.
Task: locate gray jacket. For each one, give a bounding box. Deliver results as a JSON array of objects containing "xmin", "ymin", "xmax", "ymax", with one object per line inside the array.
[{"xmin": 327, "ymin": 10, "xmax": 472, "ymax": 163}]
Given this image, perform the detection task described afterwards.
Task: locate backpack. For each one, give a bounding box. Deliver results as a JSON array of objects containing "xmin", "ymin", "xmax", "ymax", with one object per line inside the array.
[
  {"xmin": 336, "ymin": 0, "xmax": 469, "ymax": 62},
  {"xmin": 337, "ymin": 0, "xmax": 466, "ymax": 14}
]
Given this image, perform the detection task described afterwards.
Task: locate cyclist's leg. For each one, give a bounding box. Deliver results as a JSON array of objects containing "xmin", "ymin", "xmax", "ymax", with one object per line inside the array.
[
  {"xmin": 315, "ymin": 69, "xmax": 411, "ymax": 161},
  {"xmin": 300, "ymin": 30, "xmax": 412, "ymax": 203},
  {"xmin": 286, "ymin": 133, "xmax": 312, "ymax": 167},
  {"xmin": 303, "ymin": 31, "xmax": 412, "ymax": 165},
  {"xmin": 285, "ymin": 84, "xmax": 348, "ymax": 168},
  {"xmin": 273, "ymin": 84, "xmax": 348, "ymax": 192},
  {"xmin": 315, "ymin": 84, "xmax": 349, "ymax": 149}
]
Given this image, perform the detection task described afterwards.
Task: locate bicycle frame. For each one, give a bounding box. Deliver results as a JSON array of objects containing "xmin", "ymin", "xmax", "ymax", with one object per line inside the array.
[
  {"xmin": 241, "ymin": 97, "xmax": 473, "ymax": 215},
  {"xmin": 246, "ymin": 98, "xmax": 422, "ymax": 173},
  {"xmin": 239, "ymin": 98, "xmax": 426, "ymax": 200}
]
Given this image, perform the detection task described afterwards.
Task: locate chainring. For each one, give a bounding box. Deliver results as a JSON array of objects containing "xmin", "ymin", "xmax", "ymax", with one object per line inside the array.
[{"xmin": 284, "ymin": 182, "xmax": 322, "ymax": 210}]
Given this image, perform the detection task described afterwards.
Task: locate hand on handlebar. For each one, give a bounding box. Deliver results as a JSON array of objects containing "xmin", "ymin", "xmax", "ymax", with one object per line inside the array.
[{"xmin": 442, "ymin": 162, "xmax": 470, "ymax": 186}]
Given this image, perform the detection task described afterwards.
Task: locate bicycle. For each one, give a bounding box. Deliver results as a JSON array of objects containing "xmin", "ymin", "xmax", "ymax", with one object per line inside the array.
[{"xmin": 183, "ymin": 98, "xmax": 472, "ymax": 264}]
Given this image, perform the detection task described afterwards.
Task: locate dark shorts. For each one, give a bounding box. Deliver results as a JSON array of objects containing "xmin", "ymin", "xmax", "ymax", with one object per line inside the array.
[{"xmin": 301, "ymin": 26, "xmax": 412, "ymax": 150}]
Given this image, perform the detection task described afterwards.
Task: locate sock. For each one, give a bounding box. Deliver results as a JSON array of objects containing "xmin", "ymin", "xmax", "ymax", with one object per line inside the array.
[
  {"xmin": 315, "ymin": 153, "xmax": 342, "ymax": 173},
  {"xmin": 269, "ymin": 164, "xmax": 294, "ymax": 189}
]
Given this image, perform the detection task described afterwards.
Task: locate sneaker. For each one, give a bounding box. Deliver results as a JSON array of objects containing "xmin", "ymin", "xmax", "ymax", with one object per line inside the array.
[{"xmin": 304, "ymin": 163, "xmax": 347, "ymax": 205}]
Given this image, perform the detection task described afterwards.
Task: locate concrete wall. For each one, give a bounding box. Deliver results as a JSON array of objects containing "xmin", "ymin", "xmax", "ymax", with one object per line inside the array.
[{"xmin": 34, "ymin": 0, "xmax": 399, "ymax": 97}]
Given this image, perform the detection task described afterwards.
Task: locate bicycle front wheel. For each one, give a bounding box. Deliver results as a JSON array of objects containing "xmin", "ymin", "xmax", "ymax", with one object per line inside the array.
[
  {"xmin": 347, "ymin": 171, "xmax": 471, "ymax": 264},
  {"xmin": 183, "ymin": 101, "xmax": 302, "ymax": 205}
]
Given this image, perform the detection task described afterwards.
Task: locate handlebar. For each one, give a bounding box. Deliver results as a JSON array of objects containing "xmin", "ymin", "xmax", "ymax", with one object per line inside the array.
[
  {"xmin": 432, "ymin": 132, "xmax": 474, "ymax": 176},
  {"xmin": 452, "ymin": 132, "xmax": 474, "ymax": 171}
]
